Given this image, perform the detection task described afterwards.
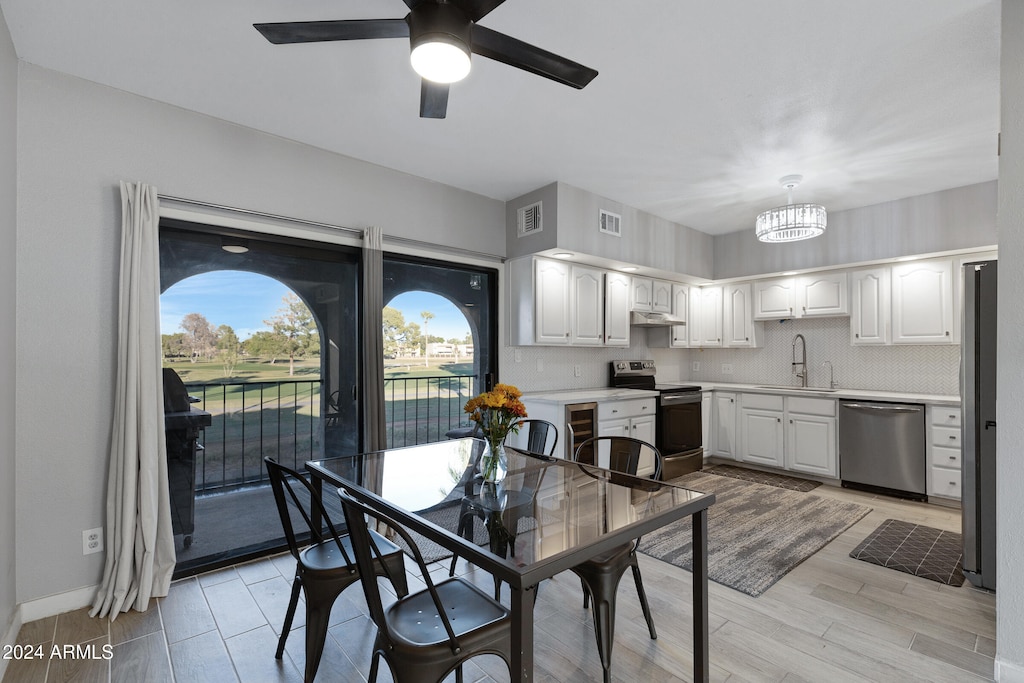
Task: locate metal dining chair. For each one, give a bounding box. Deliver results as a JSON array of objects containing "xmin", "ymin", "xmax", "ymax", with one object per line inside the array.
[
  {"xmin": 570, "ymin": 436, "xmax": 663, "ymax": 683},
  {"xmin": 264, "ymin": 457, "xmax": 409, "ymax": 683},
  {"xmin": 447, "ymin": 420, "xmax": 558, "ymax": 596},
  {"xmin": 337, "ymin": 486, "xmax": 513, "ymax": 683}
]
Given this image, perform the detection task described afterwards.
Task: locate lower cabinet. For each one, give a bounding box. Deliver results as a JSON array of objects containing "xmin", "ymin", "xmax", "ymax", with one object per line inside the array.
[
  {"xmin": 928, "ymin": 405, "xmax": 962, "ymax": 500},
  {"xmin": 701, "ymin": 391, "xmax": 712, "ymax": 460},
  {"xmin": 712, "ymin": 392, "xmax": 738, "ymax": 460},
  {"xmin": 597, "ymin": 397, "xmax": 657, "ymax": 477},
  {"xmin": 734, "ymin": 393, "xmax": 838, "ymax": 478},
  {"xmin": 738, "ymin": 394, "xmax": 785, "ymax": 467}
]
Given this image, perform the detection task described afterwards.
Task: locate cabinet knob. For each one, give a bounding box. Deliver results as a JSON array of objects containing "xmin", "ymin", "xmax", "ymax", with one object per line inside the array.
[
  {"xmin": 612, "ymin": 409, "xmax": 618, "ymax": 414},
  {"xmin": 789, "ymin": 419, "xmax": 793, "ymax": 424},
  {"xmin": 565, "ymin": 333, "xmax": 569, "ymax": 337},
  {"xmin": 949, "ymin": 455, "xmax": 957, "ymax": 460},
  {"xmin": 950, "ymin": 481, "xmax": 957, "ymax": 486},
  {"xmin": 777, "ymin": 417, "xmax": 781, "ymax": 423},
  {"xmin": 599, "ymin": 334, "xmax": 603, "ymax": 339},
  {"xmin": 949, "ymin": 435, "xmax": 957, "ymax": 440},
  {"xmin": 945, "ymin": 331, "xmax": 950, "ymax": 336},
  {"xmin": 745, "ymin": 337, "xmax": 749, "ymax": 341},
  {"xmin": 730, "ymin": 398, "xmax": 734, "ymax": 403},
  {"xmin": 855, "ymin": 333, "xmax": 860, "ymax": 338}
]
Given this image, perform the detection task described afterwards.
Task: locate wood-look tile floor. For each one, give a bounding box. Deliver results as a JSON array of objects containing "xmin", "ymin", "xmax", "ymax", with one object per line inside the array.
[{"xmin": 3, "ymin": 485, "xmax": 996, "ymax": 682}]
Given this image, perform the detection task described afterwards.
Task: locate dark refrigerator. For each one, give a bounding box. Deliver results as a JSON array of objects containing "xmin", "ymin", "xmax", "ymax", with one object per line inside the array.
[{"xmin": 961, "ymin": 259, "xmax": 997, "ymax": 591}]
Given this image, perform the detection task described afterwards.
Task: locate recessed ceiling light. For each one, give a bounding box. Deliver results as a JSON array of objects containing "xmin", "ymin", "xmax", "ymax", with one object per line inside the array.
[
  {"xmin": 782, "ymin": 271, "xmax": 798, "ymax": 276},
  {"xmin": 621, "ymin": 266, "xmax": 638, "ymax": 272},
  {"xmin": 552, "ymin": 252, "xmax": 574, "ymax": 259},
  {"xmin": 221, "ymin": 238, "xmax": 249, "ymax": 254},
  {"xmin": 896, "ymin": 256, "xmax": 919, "ymax": 262}
]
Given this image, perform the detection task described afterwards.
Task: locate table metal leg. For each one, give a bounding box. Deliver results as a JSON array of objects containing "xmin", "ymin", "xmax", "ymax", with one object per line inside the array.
[
  {"xmin": 509, "ymin": 583, "xmax": 536, "ymax": 682},
  {"xmin": 692, "ymin": 508, "xmax": 709, "ymax": 682}
]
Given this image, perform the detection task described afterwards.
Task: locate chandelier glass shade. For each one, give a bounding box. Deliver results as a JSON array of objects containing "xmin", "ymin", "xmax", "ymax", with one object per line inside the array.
[{"xmin": 755, "ymin": 175, "xmax": 827, "ymax": 243}]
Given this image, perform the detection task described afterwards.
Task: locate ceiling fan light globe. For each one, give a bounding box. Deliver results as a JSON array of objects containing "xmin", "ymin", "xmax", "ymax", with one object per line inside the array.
[{"xmin": 411, "ymin": 40, "xmax": 471, "ymax": 83}]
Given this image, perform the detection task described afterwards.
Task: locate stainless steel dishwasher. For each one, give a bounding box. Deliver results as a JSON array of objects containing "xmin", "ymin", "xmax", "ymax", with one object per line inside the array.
[{"xmin": 839, "ymin": 400, "xmax": 926, "ymax": 500}]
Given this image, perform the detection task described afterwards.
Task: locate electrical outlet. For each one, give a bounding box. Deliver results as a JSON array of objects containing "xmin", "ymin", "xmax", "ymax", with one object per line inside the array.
[
  {"xmin": 574, "ymin": 364, "xmax": 582, "ymax": 377},
  {"xmin": 83, "ymin": 527, "xmax": 103, "ymax": 555},
  {"xmin": 692, "ymin": 361, "xmax": 700, "ymax": 372},
  {"xmin": 722, "ymin": 363, "xmax": 733, "ymax": 375},
  {"xmin": 514, "ymin": 348, "xmax": 522, "ymax": 363}
]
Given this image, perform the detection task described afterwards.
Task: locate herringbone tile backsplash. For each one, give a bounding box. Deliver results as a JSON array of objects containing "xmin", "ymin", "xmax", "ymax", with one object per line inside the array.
[{"xmin": 502, "ymin": 317, "xmax": 961, "ymax": 396}]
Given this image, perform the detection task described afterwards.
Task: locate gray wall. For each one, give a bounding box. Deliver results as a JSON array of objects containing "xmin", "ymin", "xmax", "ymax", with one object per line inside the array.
[
  {"xmin": 0, "ymin": 5, "xmax": 17, "ymax": 642},
  {"xmin": 14, "ymin": 63, "xmax": 505, "ymax": 604},
  {"xmin": 713, "ymin": 181, "xmax": 998, "ymax": 279},
  {"xmin": 506, "ymin": 181, "xmax": 715, "ymax": 280},
  {"xmin": 997, "ymin": 1, "xmax": 1024, "ymax": 678}
]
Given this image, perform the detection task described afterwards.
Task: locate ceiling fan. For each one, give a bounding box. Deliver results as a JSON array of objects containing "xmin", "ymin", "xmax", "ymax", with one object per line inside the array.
[{"xmin": 254, "ymin": 0, "xmax": 598, "ymax": 119}]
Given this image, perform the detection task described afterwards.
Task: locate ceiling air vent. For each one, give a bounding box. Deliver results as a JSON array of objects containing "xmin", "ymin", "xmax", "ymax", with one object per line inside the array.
[
  {"xmin": 599, "ymin": 209, "xmax": 622, "ymax": 237},
  {"xmin": 517, "ymin": 201, "xmax": 542, "ymax": 237}
]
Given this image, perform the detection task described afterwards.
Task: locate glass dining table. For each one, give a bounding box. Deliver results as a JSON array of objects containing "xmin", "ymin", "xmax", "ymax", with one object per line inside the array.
[{"xmin": 306, "ymin": 438, "xmax": 715, "ymax": 682}]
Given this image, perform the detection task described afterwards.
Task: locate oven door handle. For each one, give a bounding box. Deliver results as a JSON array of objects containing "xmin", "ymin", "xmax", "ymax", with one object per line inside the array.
[{"xmin": 660, "ymin": 394, "xmax": 701, "ymax": 405}]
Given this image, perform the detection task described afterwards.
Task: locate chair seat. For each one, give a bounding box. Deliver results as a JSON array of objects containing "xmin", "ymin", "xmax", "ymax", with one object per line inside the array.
[
  {"xmin": 387, "ymin": 578, "xmax": 509, "ymax": 647},
  {"xmin": 300, "ymin": 529, "xmax": 402, "ymax": 572}
]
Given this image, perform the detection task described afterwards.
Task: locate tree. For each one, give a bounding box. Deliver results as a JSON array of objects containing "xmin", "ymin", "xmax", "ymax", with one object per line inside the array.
[
  {"xmin": 180, "ymin": 313, "xmax": 216, "ymax": 363},
  {"xmin": 420, "ymin": 310, "xmax": 434, "ymax": 367},
  {"xmin": 161, "ymin": 333, "xmax": 188, "ymax": 360},
  {"xmin": 382, "ymin": 306, "xmax": 406, "ymax": 358},
  {"xmin": 244, "ymin": 331, "xmax": 282, "ymax": 364},
  {"xmin": 264, "ymin": 293, "xmax": 318, "ymax": 376},
  {"xmin": 216, "ymin": 324, "xmax": 241, "ymax": 378}
]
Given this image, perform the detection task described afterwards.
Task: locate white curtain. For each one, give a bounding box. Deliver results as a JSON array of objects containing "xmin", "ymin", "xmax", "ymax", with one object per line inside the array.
[
  {"xmin": 91, "ymin": 181, "xmax": 176, "ymax": 619},
  {"xmin": 363, "ymin": 225, "xmax": 387, "ymax": 452}
]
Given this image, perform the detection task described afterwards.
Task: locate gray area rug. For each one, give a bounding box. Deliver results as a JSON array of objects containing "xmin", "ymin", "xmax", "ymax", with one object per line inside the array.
[
  {"xmin": 705, "ymin": 463, "xmax": 822, "ymax": 492},
  {"xmin": 639, "ymin": 472, "xmax": 872, "ymax": 597},
  {"xmin": 850, "ymin": 518, "xmax": 965, "ymax": 586}
]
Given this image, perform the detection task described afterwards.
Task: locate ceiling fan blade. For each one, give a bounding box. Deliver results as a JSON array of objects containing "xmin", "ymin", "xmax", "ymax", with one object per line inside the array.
[
  {"xmin": 420, "ymin": 80, "xmax": 450, "ymax": 119},
  {"xmin": 254, "ymin": 18, "xmax": 409, "ymax": 45},
  {"xmin": 470, "ymin": 25, "xmax": 598, "ymax": 89},
  {"xmin": 450, "ymin": 0, "xmax": 508, "ymax": 22}
]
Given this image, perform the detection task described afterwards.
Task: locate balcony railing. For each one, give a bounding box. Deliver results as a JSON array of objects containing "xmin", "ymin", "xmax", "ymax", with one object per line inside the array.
[
  {"xmin": 383, "ymin": 374, "xmax": 477, "ymax": 447},
  {"xmin": 186, "ymin": 379, "xmax": 322, "ymax": 493},
  {"xmin": 184, "ymin": 374, "xmax": 476, "ymax": 492}
]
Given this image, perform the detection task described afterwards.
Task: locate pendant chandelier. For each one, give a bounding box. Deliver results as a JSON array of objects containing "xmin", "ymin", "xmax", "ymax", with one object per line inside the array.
[{"xmin": 755, "ymin": 175, "xmax": 827, "ymax": 243}]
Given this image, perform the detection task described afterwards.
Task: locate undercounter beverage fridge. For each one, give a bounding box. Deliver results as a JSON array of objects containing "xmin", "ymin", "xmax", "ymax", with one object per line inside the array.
[{"xmin": 961, "ymin": 260, "xmax": 997, "ymax": 591}]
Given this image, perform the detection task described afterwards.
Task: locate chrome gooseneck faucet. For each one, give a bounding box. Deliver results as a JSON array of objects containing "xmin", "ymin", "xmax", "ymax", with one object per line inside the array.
[
  {"xmin": 792, "ymin": 334, "xmax": 808, "ymax": 387},
  {"xmin": 822, "ymin": 360, "xmax": 838, "ymax": 389}
]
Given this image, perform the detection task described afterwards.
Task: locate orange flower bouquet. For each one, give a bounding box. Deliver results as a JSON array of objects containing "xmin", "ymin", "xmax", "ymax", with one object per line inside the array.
[{"xmin": 464, "ymin": 383, "xmax": 527, "ymax": 481}]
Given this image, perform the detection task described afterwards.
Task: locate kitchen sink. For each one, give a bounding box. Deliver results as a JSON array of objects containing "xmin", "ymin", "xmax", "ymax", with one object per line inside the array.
[{"xmin": 754, "ymin": 385, "xmax": 837, "ymax": 393}]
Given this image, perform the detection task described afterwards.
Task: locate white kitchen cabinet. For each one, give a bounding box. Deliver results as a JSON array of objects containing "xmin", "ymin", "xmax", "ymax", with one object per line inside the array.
[
  {"xmin": 571, "ymin": 265, "xmax": 604, "ymax": 346},
  {"xmin": 603, "ymin": 271, "xmax": 632, "ymax": 347},
  {"xmin": 651, "ymin": 279, "xmax": 673, "ymax": 313},
  {"xmin": 533, "ymin": 257, "xmax": 572, "ymax": 344},
  {"xmin": 798, "ymin": 272, "xmax": 848, "ymax": 317},
  {"xmin": 739, "ymin": 393, "xmax": 785, "ymax": 467},
  {"xmin": 850, "ymin": 267, "xmax": 891, "ymax": 346},
  {"xmin": 723, "ymin": 283, "xmax": 762, "ymax": 348},
  {"xmin": 598, "ymin": 397, "xmax": 657, "ymax": 477},
  {"xmin": 927, "ymin": 405, "xmax": 962, "ymax": 500},
  {"xmin": 632, "ymin": 276, "xmax": 673, "ymax": 313},
  {"xmin": 647, "ymin": 282, "xmax": 690, "ymax": 348},
  {"xmin": 509, "ymin": 257, "xmax": 631, "ymax": 347},
  {"xmin": 784, "ymin": 397, "xmax": 837, "ymax": 477},
  {"xmin": 754, "ymin": 278, "xmax": 797, "ymax": 319},
  {"xmin": 690, "ymin": 285, "xmax": 722, "ymax": 347},
  {"xmin": 891, "ymin": 258, "xmax": 954, "ymax": 344},
  {"xmin": 712, "ymin": 392, "xmax": 738, "ymax": 459},
  {"xmin": 755, "ymin": 274, "xmax": 847, "ymax": 320}
]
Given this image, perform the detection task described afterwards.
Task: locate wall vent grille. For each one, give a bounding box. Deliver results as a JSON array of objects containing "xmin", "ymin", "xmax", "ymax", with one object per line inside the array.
[
  {"xmin": 599, "ymin": 209, "xmax": 622, "ymax": 237},
  {"xmin": 517, "ymin": 201, "xmax": 543, "ymax": 237}
]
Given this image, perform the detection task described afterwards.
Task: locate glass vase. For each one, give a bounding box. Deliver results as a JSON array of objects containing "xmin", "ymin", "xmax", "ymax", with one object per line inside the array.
[{"xmin": 477, "ymin": 440, "xmax": 507, "ymax": 483}]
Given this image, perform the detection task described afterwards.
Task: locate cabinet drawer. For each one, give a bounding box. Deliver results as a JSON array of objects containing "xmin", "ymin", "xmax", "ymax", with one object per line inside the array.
[
  {"xmin": 931, "ymin": 407, "xmax": 962, "ymax": 428},
  {"xmin": 930, "ymin": 466, "xmax": 962, "ymax": 499},
  {"xmin": 741, "ymin": 393, "xmax": 784, "ymax": 411},
  {"xmin": 787, "ymin": 396, "xmax": 836, "ymax": 417},
  {"xmin": 600, "ymin": 398, "xmax": 655, "ymax": 420},
  {"xmin": 931, "ymin": 426, "xmax": 961, "ymax": 448},
  {"xmin": 931, "ymin": 445, "xmax": 962, "ymax": 469}
]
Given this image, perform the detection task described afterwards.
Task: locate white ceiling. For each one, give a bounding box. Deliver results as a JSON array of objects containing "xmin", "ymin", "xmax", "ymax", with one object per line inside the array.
[{"xmin": 0, "ymin": 0, "xmax": 1001, "ymax": 236}]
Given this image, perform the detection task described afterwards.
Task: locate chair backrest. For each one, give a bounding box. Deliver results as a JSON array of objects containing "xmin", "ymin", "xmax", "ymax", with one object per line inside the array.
[
  {"xmin": 336, "ymin": 486, "xmax": 465, "ymax": 653},
  {"xmin": 264, "ymin": 456, "xmax": 354, "ymax": 566},
  {"xmin": 515, "ymin": 419, "xmax": 559, "ymax": 457},
  {"xmin": 572, "ymin": 436, "xmax": 663, "ymax": 480}
]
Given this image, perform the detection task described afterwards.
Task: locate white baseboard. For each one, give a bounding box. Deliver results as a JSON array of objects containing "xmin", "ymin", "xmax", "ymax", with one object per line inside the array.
[
  {"xmin": 0, "ymin": 605, "xmax": 24, "ymax": 682},
  {"xmin": 998, "ymin": 658, "xmax": 1024, "ymax": 682},
  {"xmin": 19, "ymin": 584, "xmax": 98, "ymax": 623}
]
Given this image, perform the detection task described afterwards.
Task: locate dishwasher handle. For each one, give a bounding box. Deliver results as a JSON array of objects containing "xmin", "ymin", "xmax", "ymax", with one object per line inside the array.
[{"xmin": 841, "ymin": 402, "xmax": 923, "ymax": 414}]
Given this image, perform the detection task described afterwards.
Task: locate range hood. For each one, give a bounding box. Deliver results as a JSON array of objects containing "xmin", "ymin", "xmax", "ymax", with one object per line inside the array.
[{"xmin": 629, "ymin": 311, "xmax": 686, "ymax": 327}]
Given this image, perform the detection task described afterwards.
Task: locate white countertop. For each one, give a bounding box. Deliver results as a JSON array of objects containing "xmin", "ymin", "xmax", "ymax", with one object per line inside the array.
[
  {"xmin": 689, "ymin": 381, "xmax": 960, "ymax": 406},
  {"xmin": 520, "ymin": 387, "xmax": 659, "ymax": 404},
  {"xmin": 521, "ymin": 383, "xmax": 959, "ymax": 406}
]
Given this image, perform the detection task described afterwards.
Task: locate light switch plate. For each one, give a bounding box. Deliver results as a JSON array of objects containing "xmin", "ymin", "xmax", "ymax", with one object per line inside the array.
[
  {"xmin": 722, "ymin": 363, "xmax": 733, "ymax": 374},
  {"xmin": 692, "ymin": 361, "xmax": 700, "ymax": 372}
]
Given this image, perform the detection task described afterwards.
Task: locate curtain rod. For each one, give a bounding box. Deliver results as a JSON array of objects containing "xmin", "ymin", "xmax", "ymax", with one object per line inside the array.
[{"xmin": 158, "ymin": 193, "xmax": 506, "ymax": 264}]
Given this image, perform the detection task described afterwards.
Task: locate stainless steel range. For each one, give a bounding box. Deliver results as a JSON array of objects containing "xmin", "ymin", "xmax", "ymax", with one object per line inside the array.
[{"xmin": 610, "ymin": 360, "xmax": 703, "ymax": 478}]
